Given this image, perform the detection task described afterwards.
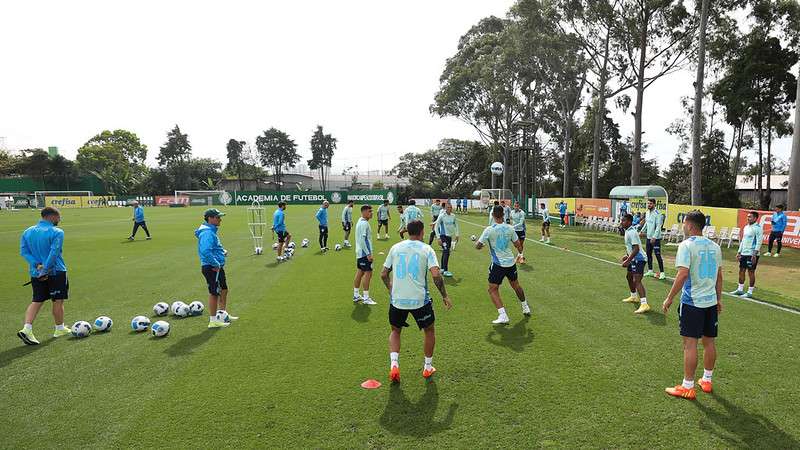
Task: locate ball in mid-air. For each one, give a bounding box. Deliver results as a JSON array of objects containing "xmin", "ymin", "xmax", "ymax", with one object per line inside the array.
[
  {"xmin": 255, "ymin": 246, "xmax": 263, "ymax": 255},
  {"xmin": 215, "ymin": 310, "xmax": 230, "ymax": 323},
  {"xmin": 188, "ymin": 301, "xmax": 204, "ymax": 316},
  {"xmin": 93, "ymin": 316, "xmax": 113, "ymax": 332},
  {"xmin": 153, "ymin": 302, "xmax": 169, "ymax": 316},
  {"xmin": 470, "ymin": 234, "xmax": 477, "ymax": 241},
  {"xmin": 334, "ymin": 244, "xmax": 342, "ymax": 251},
  {"xmin": 490, "ymin": 161, "xmax": 504, "ymax": 176},
  {"xmin": 71, "ymin": 321, "xmax": 92, "ymax": 338},
  {"xmin": 131, "ymin": 315, "xmax": 151, "ymax": 331},
  {"xmin": 151, "ymin": 320, "xmax": 170, "ymax": 337}
]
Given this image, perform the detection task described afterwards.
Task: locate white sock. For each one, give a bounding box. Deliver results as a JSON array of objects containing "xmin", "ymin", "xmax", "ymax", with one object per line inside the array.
[
  {"xmin": 631, "ymin": 291, "xmax": 638, "ymax": 298},
  {"xmin": 209, "ymin": 316, "xmax": 218, "ymax": 322},
  {"xmin": 682, "ymin": 378, "xmax": 694, "ymax": 389},
  {"xmin": 497, "ymin": 307, "xmax": 507, "ymax": 317},
  {"xmin": 521, "ymin": 300, "xmax": 529, "ymax": 308},
  {"xmin": 737, "ymin": 283, "xmax": 744, "ymax": 291},
  {"xmin": 703, "ymin": 369, "xmax": 713, "ymax": 381},
  {"xmin": 639, "ymin": 297, "xmax": 647, "ymax": 304},
  {"xmin": 23, "ymin": 323, "xmax": 33, "ymax": 331},
  {"xmin": 55, "ymin": 324, "xmax": 66, "ymax": 330},
  {"xmin": 424, "ymin": 356, "xmax": 433, "ymax": 370},
  {"xmin": 748, "ymin": 286, "xmax": 755, "ymax": 294},
  {"xmin": 363, "ymin": 291, "xmax": 369, "ymax": 299},
  {"xmin": 390, "ymin": 352, "xmax": 399, "ymax": 368},
  {"xmin": 354, "ymin": 288, "xmax": 360, "ymax": 297}
]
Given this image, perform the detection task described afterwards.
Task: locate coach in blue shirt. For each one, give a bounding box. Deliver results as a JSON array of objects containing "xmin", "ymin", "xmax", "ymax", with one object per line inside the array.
[
  {"xmin": 128, "ymin": 200, "xmax": 151, "ymax": 241},
  {"xmin": 316, "ymin": 201, "xmax": 330, "ymax": 251},
  {"xmin": 765, "ymin": 204, "xmax": 788, "ymax": 257}
]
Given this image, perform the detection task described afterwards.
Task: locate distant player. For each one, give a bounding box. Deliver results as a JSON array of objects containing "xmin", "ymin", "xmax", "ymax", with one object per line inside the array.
[
  {"xmin": 476, "ymin": 205, "xmax": 530, "ymax": 324},
  {"xmin": 315, "ymin": 200, "xmax": 329, "ymax": 251},
  {"xmin": 381, "ymin": 219, "xmax": 453, "ymax": 382},
  {"xmin": 353, "ymin": 205, "xmax": 376, "ymax": 305},
  {"xmin": 17, "ymin": 207, "xmax": 71, "ymax": 345},
  {"xmin": 539, "ymin": 202, "xmax": 551, "ymax": 243},
  {"xmin": 503, "ymin": 201, "xmax": 512, "ymax": 224},
  {"xmin": 397, "ymin": 205, "xmax": 407, "ymax": 239},
  {"xmin": 128, "ymin": 200, "xmax": 151, "ymax": 240},
  {"xmin": 377, "ymin": 199, "xmax": 391, "ymax": 239},
  {"xmin": 731, "ymin": 211, "xmax": 762, "ymax": 298},
  {"xmin": 433, "ymin": 202, "xmax": 459, "ymax": 277},
  {"xmin": 196, "ymin": 208, "xmax": 236, "ymax": 329},
  {"xmin": 620, "ymin": 213, "xmax": 650, "ymax": 314},
  {"xmin": 404, "ymin": 199, "xmax": 423, "ymax": 224},
  {"xmin": 273, "ymin": 202, "xmax": 292, "ymax": 261},
  {"xmin": 632, "ymin": 212, "xmax": 642, "ymax": 227},
  {"xmin": 342, "ymin": 200, "xmax": 354, "ymax": 247},
  {"xmin": 428, "ymin": 199, "xmax": 443, "ymax": 245},
  {"xmin": 488, "ymin": 200, "xmax": 500, "ymax": 225},
  {"xmin": 764, "ymin": 204, "xmax": 787, "ymax": 257},
  {"xmin": 558, "ymin": 201, "xmax": 568, "ymax": 228},
  {"xmin": 510, "ymin": 201, "xmax": 527, "ymax": 264},
  {"xmin": 662, "ymin": 210, "xmax": 723, "ymax": 400},
  {"xmin": 642, "ymin": 199, "xmax": 665, "ymax": 279}
]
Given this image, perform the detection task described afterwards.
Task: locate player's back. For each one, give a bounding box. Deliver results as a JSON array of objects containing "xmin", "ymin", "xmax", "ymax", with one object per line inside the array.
[
  {"xmin": 385, "ymin": 239, "xmax": 438, "ymax": 309},
  {"xmin": 480, "ymin": 223, "xmax": 517, "ymax": 267},
  {"xmin": 677, "ymin": 236, "xmax": 721, "ymax": 307}
]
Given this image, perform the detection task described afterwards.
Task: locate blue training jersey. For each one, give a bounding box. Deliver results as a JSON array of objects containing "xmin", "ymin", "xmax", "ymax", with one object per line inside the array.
[
  {"xmin": 675, "ymin": 236, "xmax": 722, "ymax": 308},
  {"xmin": 315, "ymin": 207, "xmax": 328, "ymax": 226},
  {"xmin": 383, "ymin": 239, "xmax": 439, "ymax": 310},
  {"xmin": 273, "ymin": 208, "xmax": 286, "ymax": 232},
  {"xmin": 20, "ymin": 220, "xmax": 67, "ymax": 277},
  {"xmin": 479, "ymin": 222, "xmax": 519, "ymax": 268}
]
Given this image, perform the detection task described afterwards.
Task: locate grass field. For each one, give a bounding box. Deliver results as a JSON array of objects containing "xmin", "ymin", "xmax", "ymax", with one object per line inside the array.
[{"xmin": 1, "ymin": 205, "xmax": 799, "ymax": 449}]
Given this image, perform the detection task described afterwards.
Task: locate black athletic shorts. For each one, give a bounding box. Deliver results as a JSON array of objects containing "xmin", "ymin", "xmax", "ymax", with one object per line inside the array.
[
  {"xmin": 357, "ymin": 256, "xmax": 373, "ymax": 272},
  {"xmin": 342, "ymin": 222, "xmax": 351, "ymax": 232},
  {"xmin": 488, "ymin": 263, "xmax": 518, "ymax": 285},
  {"xmin": 516, "ymin": 230, "xmax": 526, "ymax": 240},
  {"xmin": 319, "ymin": 225, "xmax": 328, "ymax": 234},
  {"xmin": 542, "ymin": 220, "xmax": 550, "ymax": 228},
  {"xmin": 389, "ymin": 302, "xmax": 435, "ymax": 330},
  {"xmin": 378, "ymin": 219, "xmax": 388, "ymax": 226},
  {"xmin": 31, "ymin": 271, "xmax": 69, "ymax": 302},
  {"xmin": 202, "ymin": 265, "xmax": 228, "ymax": 295},
  {"xmin": 679, "ymin": 302, "xmax": 718, "ymax": 338},
  {"xmin": 276, "ymin": 230, "xmax": 289, "ymax": 243},
  {"xmin": 739, "ymin": 255, "xmax": 759, "ymax": 270}
]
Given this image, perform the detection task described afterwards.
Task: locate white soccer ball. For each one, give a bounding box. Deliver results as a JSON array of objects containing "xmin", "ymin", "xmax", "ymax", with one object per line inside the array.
[
  {"xmin": 153, "ymin": 302, "xmax": 170, "ymax": 316},
  {"xmin": 335, "ymin": 244, "xmax": 342, "ymax": 251},
  {"xmin": 215, "ymin": 310, "xmax": 231, "ymax": 323},
  {"xmin": 151, "ymin": 320, "xmax": 170, "ymax": 337},
  {"xmin": 174, "ymin": 303, "xmax": 190, "ymax": 318},
  {"xmin": 189, "ymin": 301, "xmax": 204, "ymax": 316},
  {"xmin": 71, "ymin": 321, "xmax": 92, "ymax": 338},
  {"xmin": 131, "ymin": 315, "xmax": 150, "ymax": 331},
  {"xmin": 272, "ymin": 242, "xmax": 278, "ymax": 250},
  {"xmin": 93, "ymin": 316, "xmax": 113, "ymax": 332},
  {"xmin": 255, "ymin": 246, "xmax": 263, "ymax": 255},
  {"xmin": 470, "ymin": 234, "xmax": 477, "ymax": 241},
  {"xmin": 301, "ymin": 239, "xmax": 309, "ymax": 248},
  {"xmin": 170, "ymin": 301, "xmax": 186, "ymax": 315},
  {"xmin": 490, "ymin": 161, "xmax": 504, "ymax": 176},
  {"xmin": 287, "ymin": 242, "xmax": 296, "ymax": 249}
]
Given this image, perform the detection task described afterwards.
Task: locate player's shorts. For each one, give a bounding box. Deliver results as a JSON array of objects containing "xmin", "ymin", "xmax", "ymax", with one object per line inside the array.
[
  {"xmin": 319, "ymin": 225, "xmax": 328, "ymax": 234},
  {"xmin": 378, "ymin": 219, "xmax": 388, "ymax": 226},
  {"xmin": 627, "ymin": 259, "xmax": 646, "ymax": 274},
  {"xmin": 357, "ymin": 256, "xmax": 373, "ymax": 272},
  {"xmin": 542, "ymin": 220, "xmax": 550, "ymax": 228},
  {"xmin": 342, "ymin": 222, "xmax": 352, "ymax": 232},
  {"xmin": 679, "ymin": 302, "xmax": 718, "ymax": 338},
  {"xmin": 31, "ymin": 271, "xmax": 69, "ymax": 302},
  {"xmin": 739, "ymin": 255, "xmax": 759, "ymax": 270},
  {"xmin": 488, "ymin": 263, "xmax": 518, "ymax": 285},
  {"xmin": 389, "ymin": 302, "xmax": 435, "ymax": 330},
  {"xmin": 516, "ymin": 230, "xmax": 526, "ymax": 240},
  {"xmin": 276, "ymin": 230, "xmax": 289, "ymax": 243},
  {"xmin": 560, "ymin": 214, "xmax": 566, "ymax": 222},
  {"xmin": 202, "ymin": 265, "xmax": 228, "ymax": 295}
]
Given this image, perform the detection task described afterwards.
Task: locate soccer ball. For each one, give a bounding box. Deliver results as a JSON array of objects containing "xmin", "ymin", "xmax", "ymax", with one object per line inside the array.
[
  {"xmin": 151, "ymin": 320, "xmax": 170, "ymax": 337},
  {"xmin": 470, "ymin": 234, "xmax": 477, "ymax": 241},
  {"xmin": 335, "ymin": 244, "xmax": 342, "ymax": 251},
  {"xmin": 189, "ymin": 301, "xmax": 204, "ymax": 316},
  {"xmin": 272, "ymin": 242, "xmax": 278, "ymax": 250},
  {"xmin": 490, "ymin": 161, "xmax": 504, "ymax": 176},
  {"xmin": 301, "ymin": 238, "xmax": 309, "ymax": 248},
  {"xmin": 170, "ymin": 301, "xmax": 186, "ymax": 315},
  {"xmin": 93, "ymin": 316, "xmax": 113, "ymax": 332},
  {"xmin": 343, "ymin": 239, "xmax": 350, "ymax": 247},
  {"xmin": 287, "ymin": 242, "xmax": 296, "ymax": 249},
  {"xmin": 131, "ymin": 315, "xmax": 150, "ymax": 331},
  {"xmin": 174, "ymin": 303, "xmax": 190, "ymax": 318},
  {"xmin": 255, "ymin": 246, "xmax": 263, "ymax": 255},
  {"xmin": 153, "ymin": 302, "xmax": 169, "ymax": 316},
  {"xmin": 71, "ymin": 321, "xmax": 92, "ymax": 338},
  {"xmin": 215, "ymin": 310, "xmax": 231, "ymax": 323}
]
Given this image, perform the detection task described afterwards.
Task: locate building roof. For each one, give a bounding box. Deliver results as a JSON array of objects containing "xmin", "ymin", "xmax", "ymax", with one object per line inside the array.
[{"xmin": 609, "ymin": 185, "xmax": 668, "ymax": 199}]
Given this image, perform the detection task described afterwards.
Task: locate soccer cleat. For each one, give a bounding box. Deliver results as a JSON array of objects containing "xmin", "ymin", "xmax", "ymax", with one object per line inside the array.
[
  {"xmin": 539, "ymin": 237, "xmax": 545, "ymax": 242},
  {"xmin": 353, "ymin": 295, "xmax": 361, "ymax": 304},
  {"xmin": 443, "ymin": 271, "xmax": 453, "ymax": 277},
  {"xmin": 644, "ymin": 270, "xmax": 655, "ymax": 277},
  {"xmin": 729, "ymin": 290, "xmax": 745, "ymax": 296},
  {"xmin": 389, "ymin": 366, "xmax": 400, "ymax": 383},
  {"xmin": 773, "ymin": 253, "xmax": 780, "ymax": 258},
  {"xmin": 665, "ymin": 385, "xmax": 696, "ymax": 400},
  {"xmin": 208, "ymin": 320, "xmax": 230, "ymax": 328},
  {"xmin": 521, "ymin": 302, "xmax": 531, "ymax": 316},
  {"xmin": 17, "ymin": 328, "xmax": 40, "ymax": 345},
  {"xmin": 622, "ymin": 295, "xmax": 639, "ymax": 303},
  {"xmin": 146, "ymin": 236, "xmax": 152, "ymax": 240},
  {"xmin": 422, "ymin": 366, "xmax": 437, "ymax": 379},
  {"xmin": 492, "ymin": 315, "xmax": 510, "ymax": 325},
  {"xmin": 362, "ymin": 298, "xmax": 377, "ymax": 305},
  {"xmin": 743, "ymin": 292, "xmax": 753, "ymax": 298},
  {"xmin": 546, "ymin": 239, "xmax": 551, "ymax": 244},
  {"xmin": 53, "ymin": 327, "xmax": 72, "ymax": 338},
  {"xmin": 657, "ymin": 273, "xmax": 666, "ymax": 280},
  {"xmin": 127, "ymin": 236, "xmax": 134, "ymax": 241},
  {"xmin": 698, "ymin": 379, "xmax": 713, "ymax": 393},
  {"xmin": 763, "ymin": 252, "xmax": 771, "ymax": 257},
  {"xmin": 634, "ymin": 303, "xmax": 651, "ymax": 314}
]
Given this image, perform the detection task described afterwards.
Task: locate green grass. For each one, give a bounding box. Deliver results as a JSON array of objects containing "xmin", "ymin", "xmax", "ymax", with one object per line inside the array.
[{"xmin": 1, "ymin": 206, "xmax": 799, "ymax": 448}]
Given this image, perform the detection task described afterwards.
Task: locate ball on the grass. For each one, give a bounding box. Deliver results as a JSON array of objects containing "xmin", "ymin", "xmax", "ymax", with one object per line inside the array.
[
  {"xmin": 272, "ymin": 242, "xmax": 278, "ymax": 250},
  {"xmin": 287, "ymin": 242, "xmax": 296, "ymax": 249},
  {"xmin": 170, "ymin": 301, "xmax": 186, "ymax": 316},
  {"xmin": 131, "ymin": 315, "xmax": 150, "ymax": 331},
  {"xmin": 93, "ymin": 316, "xmax": 113, "ymax": 332},
  {"xmin": 335, "ymin": 244, "xmax": 342, "ymax": 251},
  {"xmin": 151, "ymin": 320, "xmax": 170, "ymax": 337},
  {"xmin": 255, "ymin": 246, "xmax": 263, "ymax": 255},
  {"xmin": 490, "ymin": 161, "xmax": 504, "ymax": 176},
  {"xmin": 189, "ymin": 301, "xmax": 204, "ymax": 316},
  {"xmin": 153, "ymin": 302, "xmax": 169, "ymax": 316},
  {"xmin": 71, "ymin": 321, "xmax": 92, "ymax": 338},
  {"xmin": 470, "ymin": 234, "xmax": 477, "ymax": 241},
  {"xmin": 174, "ymin": 303, "xmax": 190, "ymax": 318},
  {"xmin": 301, "ymin": 238, "xmax": 309, "ymax": 247},
  {"xmin": 215, "ymin": 310, "xmax": 231, "ymax": 323}
]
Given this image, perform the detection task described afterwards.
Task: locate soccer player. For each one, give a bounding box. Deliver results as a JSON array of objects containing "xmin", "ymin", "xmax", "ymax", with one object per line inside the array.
[
  {"xmin": 731, "ymin": 211, "xmax": 763, "ymax": 298},
  {"xmin": 476, "ymin": 205, "xmax": 530, "ymax": 324},
  {"xmin": 404, "ymin": 199, "xmax": 423, "ymax": 224},
  {"xmin": 196, "ymin": 208, "xmax": 235, "ymax": 329},
  {"xmin": 620, "ymin": 213, "xmax": 650, "ymax": 314},
  {"xmin": 433, "ymin": 202, "xmax": 459, "ymax": 277},
  {"xmin": 428, "ymin": 199, "xmax": 443, "ymax": 245},
  {"xmin": 397, "ymin": 205, "xmax": 407, "ymax": 239},
  {"xmin": 342, "ymin": 200, "xmax": 354, "ymax": 247},
  {"xmin": 764, "ymin": 204, "xmax": 787, "ymax": 257},
  {"xmin": 128, "ymin": 200, "xmax": 151, "ymax": 240},
  {"xmin": 377, "ymin": 199, "xmax": 391, "ymax": 239},
  {"xmin": 488, "ymin": 200, "xmax": 500, "ymax": 225},
  {"xmin": 273, "ymin": 202, "xmax": 292, "ymax": 261},
  {"xmin": 642, "ymin": 199, "xmax": 665, "ymax": 279},
  {"xmin": 17, "ymin": 207, "xmax": 71, "ymax": 345},
  {"xmin": 381, "ymin": 219, "xmax": 453, "ymax": 382},
  {"xmin": 502, "ymin": 200, "xmax": 512, "ymax": 224},
  {"xmin": 558, "ymin": 201, "xmax": 568, "ymax": 228},
  {"xmin": 510, "ymin": 201, "xmax": 527, "ymax": 264},
  {"xmin": 662, "ymin": 210, "xmax": 723, "ymax": 400},
  {"xmin": 315, "ymin": 200, "xmax": 329, "ymax": 251},
  {"xmin": 539, "ymin": 202, "xmax": 551, "ymax": 244},
  {"xmin": 353, "ymin": 205, "xmax": 376, "ymax": 305}
]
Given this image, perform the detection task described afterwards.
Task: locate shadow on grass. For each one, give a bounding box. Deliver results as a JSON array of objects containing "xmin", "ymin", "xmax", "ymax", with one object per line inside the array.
[
  {"xmin": 645, "ymin": 311, "xmax": 666, "ymax": 326},
  {"xmin": 485, "ymin": 316, "xmax": 534, "ymax": 352},
  {"xmin": 164, "ymin": 328, "xmax": 215, "ymax": 357},
  {"xmin": 519, "ymin": 264, "xmax": 533, "ymax": 272},
  {"xmin": 693, "ymin": 393, "xmax": 799, "ymax": 448},
  {"xmin": 445, "ymin": 277, "xmax": 461, "ymax": 286},
  {"xmin": 264, "ymin": 262, "xmax": 280, "ymax": 269},
  {"xmin": 351, "ymin": 304, "xmax": 372, "ymax": 323},
  {"xmin": 0, "ymin": 338, "xmax": 55, "ymax": 369},
  {"xmin": 379, "ymin": 382, "xmax": 458, "ymax": 437}
]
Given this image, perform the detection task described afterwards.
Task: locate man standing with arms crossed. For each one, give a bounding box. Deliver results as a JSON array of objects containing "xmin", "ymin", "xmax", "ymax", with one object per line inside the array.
[
  {"xmin": 353, "ymin": 205, "xmax": 377, "ymax": 305},
  {"xmin": 196, "ymin": 208, "xmax": 236, "ymax": 329},
  {"xmin": 18, "ymin": 207, "xmax": 71, "ymax": 345},
  {"xmin": 433, "ymin": 202, "xmax": 459, "ymax": 277},
  {"xmin": 663, "ymin": 210, "xmax": 723, "ymax": 400},
  {"xmin": 428, "ymin": 199, "xmax": 443, "ymax": 245},
  {"xmin": 381, "ymin": 220, "xmax": 453, "ymax": 382},
  {"xmin": 273, "ymin": 202, "xmax": 292, "ymax": 261},
  {"xmin": 510, "ymin": 201, "xmax": 527, "ymax": 264},
  {"xmin": 730, "ymin": 211, "xmax": 763, "ymax": 298},
  {"xmin": 315, "ymin": 201, "xmax": 329, "ymax": 252},
  {"xmin": 342, "ymin": 200, "xmax": 354, "ymax": 247},
  {"xmin": 642, "ymin": 199, "xmax": 665, "ymax": 279},
  {"xmin": 376, "ymin": 199, "xmax": 391, "ymax": 239},
  {"xmin": 764, "ymin": 204, "xmax": 787, "ymax": 257},
  {"xmin": 620, "ymin": 213, "xmax": 650, "ymax": 314},
  {"xmin": 128, "ymin": 200, "xmax": 151, "ymax": 241}
]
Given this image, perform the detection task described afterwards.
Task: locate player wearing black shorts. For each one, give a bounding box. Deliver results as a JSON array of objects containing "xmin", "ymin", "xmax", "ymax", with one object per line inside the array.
[
  {"xmin": 196, "ymin": 208, "xmax": 236, "ymax": 328},
  {"xmin": 620, "ymin": 213, "xmax": 650, "ymax": 314}
]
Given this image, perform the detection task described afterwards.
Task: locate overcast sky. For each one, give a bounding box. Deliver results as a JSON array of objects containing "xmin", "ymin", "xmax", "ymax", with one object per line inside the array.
[{"xmin": 0, "ymin": 0, "xmax": 793, "ymax": 174}]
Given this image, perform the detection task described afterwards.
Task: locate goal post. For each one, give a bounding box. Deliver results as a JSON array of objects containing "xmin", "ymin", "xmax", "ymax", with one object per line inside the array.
[{"xmin": 174, "ymin": 190, "xmax": 232, "ymax": 207}]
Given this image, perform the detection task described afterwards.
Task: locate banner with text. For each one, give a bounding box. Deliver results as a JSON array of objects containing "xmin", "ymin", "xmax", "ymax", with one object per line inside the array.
[
  {"xmin": 575, "ymin": 198, "xmax": 612, "ymax": 218},
  {"xmin": 232, "ymin": 190, "xmax": 395, "ymax": 206},
  {"xmin": 737, "ymin": 209, "xmax": 800, "ymax": 249},
  {"xmin": 44, "ymin": 196, "xmax": 112, "ymax": 208},
  {"xmin": 666, "ymin": 204, "xmax": 739, "ymax": 230}
]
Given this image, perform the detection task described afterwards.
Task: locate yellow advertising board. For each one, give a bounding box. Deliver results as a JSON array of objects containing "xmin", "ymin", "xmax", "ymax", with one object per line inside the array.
[
  {"xmin": 544, "ymin": 197, "xmax": 576, "ymax": 214},
  {"xmin": 665, "ymin": 203, "xmax": 739, "ymax": 230},
  {"xmin": 45, "ymin": 196, "xmax": 110, "ymax": 208}
]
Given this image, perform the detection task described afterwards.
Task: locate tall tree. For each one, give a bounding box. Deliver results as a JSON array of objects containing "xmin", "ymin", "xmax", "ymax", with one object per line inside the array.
[
  {"xmin": 157, "ymin": 125, "xmax": 193, "ymax": 190},
  {"xmin": 690, "ymin": 0, "xmax": 711, "ymax": 205},
  {"xmin": 255, "ymin": 128, "xmax": 300, "ymax": 186},
  {"xmin": 17, "ymin": 149, "xmax": 51, "ymax": 188},
  {"xmin": 308, "ymin": 125, "xmax": 337, "ymax": 191},
  {"xmin": 76, "ymin": 130, "xmax": 148, "ymax": 194},
  {"xmin": 392, "ymin": 139, "xmax": 491, "ymax": 196},
  {"xmin": 226, "ymin": 139, "xmax": 247, "ymax": 190}
]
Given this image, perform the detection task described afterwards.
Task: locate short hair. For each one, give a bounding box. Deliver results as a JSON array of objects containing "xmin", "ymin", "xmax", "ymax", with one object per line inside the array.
[
  {"xmin": 360, "ymin": 204, "xmax": 372, "ymax": 212},
  {"xmin": 407, "ymin": 220, "xmax": 424, "ymax": 236},
  {"xmin": 493, "ymin": 200, "xmax": 500, "ymax": 206},
  {"xmin": 685, "ymin": 210, "xmax": 707, "ymax": 230},
  {"xmin": 492, "ymin": 205, "xmax": 504, "ymax": 219},
  {"xmin": 748, "ymin": 211, "xmax": 759, "ymax": 219},
  {"xmin": 777, "ymin": 204, "xmax": 785, "ymax": 210},
  {"xmin": 647, "ymin": 198, "xmax": 655, "ymax": 204},
  {"xmin": 409, "ymin": 199, "xmax": 416, "ymax": 205},
  {"xmin": 622, "ymin": 213, "xmax": 633, "ymax": 222},
  {"xmin": 347, "ymin": 200, "xmax": 354, "ymax": 205},
  {"xmin": 41, "ymin": 206, "xmax": 60, "ymax": 218},
  {"xmin": 383, "ymin": 200, "xmax": 389, "ymax": 204},
  {"xmin": 278, "ymin": 201, "xmax": 286, "ymax": 208},
  {"xmin": 435, "ymin": 199, "xmax": 441, "ymax": 203}
]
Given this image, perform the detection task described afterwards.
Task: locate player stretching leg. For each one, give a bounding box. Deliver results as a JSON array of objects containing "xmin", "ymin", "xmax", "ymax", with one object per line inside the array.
[
  {"xmin": 377, "ymin": 200, "xmax": 391, "ymax": 239},
  {"xmin": 18, "ymin": 207, "xmax": 71, "ymax": 345},
  {"xmin": 273, "ymin": 202, "xmax": 292, "ymax": 261},
  {"xmin": 731, "ymin": 211, "xmax": 763, "ymax": 298},
  {"xmin": 353, "ymin": 205, "xmax": 377, "ymax": 305},
  {"xmin": 662, "ymin": 210, "xmax": 723, "ymax": 399},
  {"xmin": 128, "ymin": 200, "xmax": 151, "ymax": 241},
  {"xmin": 196, "ymin": 208, "xmax": 235, "ymax": 328},
  {"xmin": 510, "ymin": 201, "xmax": 527, "ymax": 264},
  {"xmin": 433, "ymin": 202, "xmax": 459, "ymax": 277},
  {"xmin": 764, "ymin": 204, "xmax": 786, "ymax": 257},
  {"xmin": 316, "ymin": 201, "xmax": 329, "ymax": 251},
  {"xmin": 342, "ymin": 200, "xmax": 354, "ymax": 247},
  {"xmin": 428, "ymin": 199, "xmax": 442, "ymax": 245},
  {"xmin": 620, "ymin": 213, "xmax": 650, "ymax": 314},
  {"xmin": 382, "ymin": 220, "xmax": 453, "ymax": 383},
  {"xmin": 643, "ymin": 199, "xmax": 665, "ymax": 279},
  {"xmin": 476, "ymin": 205, "xmax": 530, "ymax": 324},
  {"xmin": 539, "ymin": 203, "xmax": 551, "ymax": 243},
  {"xmin": 397, "ymin": 205, "xmax": 407, "ymax": 239}
]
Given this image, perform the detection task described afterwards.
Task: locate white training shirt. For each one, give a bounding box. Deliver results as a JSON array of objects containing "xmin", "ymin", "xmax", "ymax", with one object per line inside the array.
[{"xmin": 383, "ymin": 239, "xmax": 439, "ymax": 310}]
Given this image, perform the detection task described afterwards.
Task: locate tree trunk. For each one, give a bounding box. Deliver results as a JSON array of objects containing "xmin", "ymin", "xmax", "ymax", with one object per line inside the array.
[
  {"xmin": 789, "ymin": 65, "xmax": 800, "ymax": 209},
  {"xmin": 732, "ymin": 123, "xmax": 744, "ymax": 177},
  {"xmin": 690, "ymin": 0, "xmax": 710, "ymax": 206},
  {"xmin": 757, "ymin": 124, "xmax": 765, "ymax": 208},
  {"xmin": 563, "ymin": 115, "xmax": 571, "ymax": 196},
  {"xmin": 766, "ymin": 122, "xmax": 772, "ymax": 208},
  {"xmin": 591, "ymin": 32, "xmax": 611, "ymax": 198},
  {"xmin": 631, "ymin": 16, "xmax": 648, "ymax": 186}
]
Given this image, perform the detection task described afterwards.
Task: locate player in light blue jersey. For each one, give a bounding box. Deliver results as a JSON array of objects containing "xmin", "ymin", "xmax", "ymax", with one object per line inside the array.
[
  {"xmin": 428, "ymin": 199, "xmax": 443, "ymax": 245},
  {"xmin": 509, "ymin": 201, "xmax": 527, "ymax": 264},
  {"xmin": 397, "ymin": 205, "xmax": 407, "ymax": 239},
  {"xmin": 433, "ymin": 202, "xmax": 459, "ymax": 277},
  {"xmin": 381, "ymin": 220, "xmax": 453, "ymax": 382},
  {"xmin": 353, "ymin": 205, "xmax": 376, "ymax": 305},
  {"xmin": 642, "ymin": 199, "xmax": 665, "ymax": 279},
  {"xmin": 272, "ymin": 202, "xmax": 291, "ymax": 261},
  {"xmin": 476, "ymin": 205, "xmax": 530, "ymax": 324},
  {"xmin": 315, "ymin": 201, "xmax": 329, "ymax": 251},
  {"xmin": 558, "ymin": 201, "xmax": 568, "ymax": 228},
  {"xmin": 376, "ymin": 200, "xmax": 391, "ymax": 239},
  {"xmin": 539, "ymin": 203, "xmax": 551, "ymax": 244},
  {"xmin": 127, "ymin": 200, "xmax": 151, "ymax": 240},
  {"xmin": 731, "ymin": 211, "xmax": 763, "ymax": 298},
  {"xmin": 663, "ymin": 210, "xmax": 723, "ymax": 399},
  {"xmin": 620, "ymin": 213, "xmax": 650, "ymax": 314},
  {"xmin": 404, "ymin": 200, "xmax": 423, "ymax": 225},
  {"xmin": 342, "ymin": 200, "xmax": 354, "ymax": 247}
]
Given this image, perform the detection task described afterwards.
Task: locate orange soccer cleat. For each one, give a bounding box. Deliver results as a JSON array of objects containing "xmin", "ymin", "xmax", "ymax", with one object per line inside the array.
[
  {"xmin": 697, "ymin": 379, "xmax": 713, "ymax": 393},
  {"xmin": 389, "ymin": 366, "xmax": 400, "ymax": 383},
  {"xmin": 665, "ymin": 385, "xmax": 696, "ymax": 400},
  {"xmin": 422, "ymin": 366, "xmax": 437, "ymax": 379}
]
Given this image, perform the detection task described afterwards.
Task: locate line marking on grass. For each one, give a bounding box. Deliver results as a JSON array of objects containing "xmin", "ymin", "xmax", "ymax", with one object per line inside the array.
[{"xmin": 458, "ymin": 217, "xmax": 800, "ymax": 316}]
